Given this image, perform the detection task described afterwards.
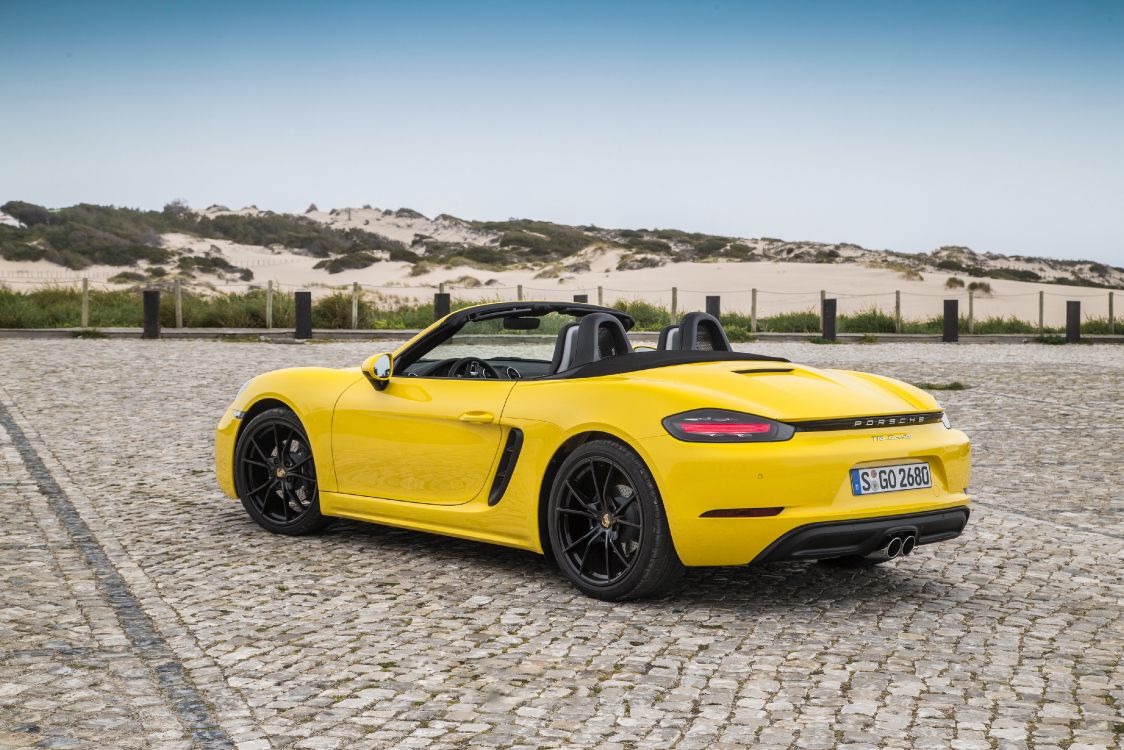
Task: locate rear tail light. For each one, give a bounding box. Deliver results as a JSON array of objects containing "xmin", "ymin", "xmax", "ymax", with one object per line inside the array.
[{"xmin": 663, "ymin": 409, "xmax": 795, "ymax": 443}]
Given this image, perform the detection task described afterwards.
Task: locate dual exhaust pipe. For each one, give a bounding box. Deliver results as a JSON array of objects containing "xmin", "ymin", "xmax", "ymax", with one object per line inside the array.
[{"xmin": 870, "ymin": 533, "xmax": 916, "ymax": 561}]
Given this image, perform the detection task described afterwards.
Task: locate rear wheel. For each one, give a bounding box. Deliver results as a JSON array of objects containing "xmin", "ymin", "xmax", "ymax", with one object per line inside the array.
[
  {"xmin": 547, "ymin": 440, "xmax": 684, "ymax": 600},
  {"xmin": 234, "ymin": 407, "xmax": 330, "ymax": 535}
]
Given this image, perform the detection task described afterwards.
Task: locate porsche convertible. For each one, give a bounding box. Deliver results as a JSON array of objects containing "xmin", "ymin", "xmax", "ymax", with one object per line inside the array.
[{"xmin": 215, "ymin": 301, "xmax": 971, "ymax": 600}]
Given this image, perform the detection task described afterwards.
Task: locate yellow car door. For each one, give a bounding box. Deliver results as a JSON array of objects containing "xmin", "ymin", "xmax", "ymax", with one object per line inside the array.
[{"xmin": 331, "ymin": 377, "xmax": 516, "ymax": 505}]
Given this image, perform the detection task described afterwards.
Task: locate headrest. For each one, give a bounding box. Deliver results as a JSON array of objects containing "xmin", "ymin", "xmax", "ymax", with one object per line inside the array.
[
  {"xmin": 676, "ymin": 311, "xmax": 732, "ymax": 352},
  {"xmin": 569, "ymin": 313, "xmax": 633, "ymax": 369}
]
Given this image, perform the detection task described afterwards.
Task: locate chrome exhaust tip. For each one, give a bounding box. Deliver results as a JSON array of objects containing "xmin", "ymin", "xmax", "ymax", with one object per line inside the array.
[
  {"xmin": 902, "ymin": 535, "xmax": 917, "ymax": 556},
  {"xmin": 886, "ymin": 536, "xmax": 903, "ymax": 559}
]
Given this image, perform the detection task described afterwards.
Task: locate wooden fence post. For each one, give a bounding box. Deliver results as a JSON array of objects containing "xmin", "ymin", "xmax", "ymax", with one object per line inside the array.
[
  {"xmin": 294, "ymin": 291, "xmax": 312, "ymax": 340},
  {"xmin": 597, "ymin": 286, "xmax": 603, "ymax": 306},
  {"xmin": 751, "ymin": 288, "xmax": 757, "ymax": 333},
  {"xmin": 174, "ymin": 279, "xmax": 183, "ymax": 328},
  {"xmin": 1066, "ymin": 300, "xmax": 1080, "ymax": 343},
  {"xmin": 894, "ymin": 290, "xmax": 901, "ymax": 334},
  {"xmin": 819, "ymin": 289, "xmax": 826, "ymax": 330},
  {"xmin": 943, "ymin": 299, "xmax": 959, "ymax": 343},
  {"xmin": 706, "ymin": 295, "xmax": 720, "ymax": 319},
  {"xmin": 1109, "ymin": 292, "xmax": 1115, "ymax": 335},
  {"xmin": 968, "ymin": 290, "xmax": 975, "ymax": 334},
  {"xmin": 1038, "ymin": 290, "xmax": 1044, "ymax": 333},
  {"xmin": 351, "ymin": 282, "xmax": 360, "ymax": 329},
  {"xmin": 142, "ymin": 289, "xmax": 161, "ymax": 340},
  {"xmin": 671, "ymin": 287, "xmax": 678, "ymax": 319},
  {"xmin": 80, "ymin": 277, "xmax": 89, "ymax": 328},
  {"xmin": 266, "ymin": 280, "xmax": 274, "ymax": 329},
  {"xmin": 517, "ymin": 284, "xmax": 524, "ymax": 302}
]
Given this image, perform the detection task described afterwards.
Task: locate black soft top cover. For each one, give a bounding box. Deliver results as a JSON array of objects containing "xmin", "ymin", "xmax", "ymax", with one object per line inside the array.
[{"xmin": 552, "ymin": 350, "xmax": 790, "ymax": 379}]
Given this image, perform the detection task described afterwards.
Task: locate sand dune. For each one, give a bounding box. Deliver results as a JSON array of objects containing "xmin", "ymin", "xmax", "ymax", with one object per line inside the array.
[{"xmin": 1, "ymin": 205, "xmax": 1118, "ymax": 327}]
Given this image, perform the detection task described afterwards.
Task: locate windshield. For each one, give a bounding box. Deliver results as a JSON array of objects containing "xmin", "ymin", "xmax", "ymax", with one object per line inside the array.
[{"xmin": 400, "ymin": 312, "xmax": 574, "ymax": 379}]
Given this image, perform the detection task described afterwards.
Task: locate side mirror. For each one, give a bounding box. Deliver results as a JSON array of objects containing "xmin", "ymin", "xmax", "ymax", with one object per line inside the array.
[{"xmin": 362, "ymin": 352, "xmax": 394, "ymax": 391}]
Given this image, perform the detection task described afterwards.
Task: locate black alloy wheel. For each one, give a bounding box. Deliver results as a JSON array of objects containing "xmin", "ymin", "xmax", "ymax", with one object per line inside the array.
[
  {"xmin": 234, "ymin": 408, "xmax": 329, "ymax": 535},
  {"xmin": 547, "ymin": 440, "xmax": 684, "ymax": 600},
  {"xmin": 555, "ymin": 455, "xmax": 644, "ymax": 585}
]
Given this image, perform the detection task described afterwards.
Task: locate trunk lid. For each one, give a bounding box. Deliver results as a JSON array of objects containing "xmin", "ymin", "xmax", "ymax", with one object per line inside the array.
[{"xmin": 624, "ymin": 361, "xmax": 934, "ymax": 421}]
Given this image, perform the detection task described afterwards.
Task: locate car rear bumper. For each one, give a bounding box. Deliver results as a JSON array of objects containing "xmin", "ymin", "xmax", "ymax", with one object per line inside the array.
[
  {"xmin": 750, "ymin": 506, "xmax": 970, "ymax": 564},
  {"xmin": 637, "ymin": 425, "xmax": 971, "ymax": 566}
]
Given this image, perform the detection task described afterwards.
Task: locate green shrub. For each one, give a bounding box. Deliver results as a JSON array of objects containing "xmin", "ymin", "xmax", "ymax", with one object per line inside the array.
[
  {"xmin": 612, "ymin": 299, "xmax": 672, "ymax": 330},
  {"xmin": 313, "ymin": 252, "xmax": 379, "ymax": 273},
  {"xmin": 1081, "ymin": 316, "xmax": 1119, "ymax": 334},
  {"xmin": 624, "ymin": 238, "xmax": 673, "ymax": 255},
  {"xmin": 758, "ymin": 310, "xmax": 821, "ymax": 333},
  {"xmin": 724, "ymin": 243, "xmax": 754, "ymax": 260},
  {"xmin": 971, "ymin": 315, "xmax": 1035, "ymax": 334},
  {"xmin": 483, "ymin": 220, "xmax": 592, "ymax": 260},
  {"xmin": 839, "ymin": 307, "xmax": 897, "ymax": 333},
  {"xmin": 945, "ymin": 277, "xmax": 965, "ymax": 289},
  {"xmin": 967, "ymin": 281, "xmax": 993, "ymax": 295}
]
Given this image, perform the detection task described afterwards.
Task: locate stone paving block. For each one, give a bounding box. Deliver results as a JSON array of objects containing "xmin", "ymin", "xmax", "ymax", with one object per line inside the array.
[{"xmin": 0, "ymin": 341, "xmax": 1122, "ymax": 749}]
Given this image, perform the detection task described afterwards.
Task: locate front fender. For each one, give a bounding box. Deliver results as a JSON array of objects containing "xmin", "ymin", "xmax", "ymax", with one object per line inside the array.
[{"xmin": 214, "ymin": 368, "xmax": 365, "ymax": 498}]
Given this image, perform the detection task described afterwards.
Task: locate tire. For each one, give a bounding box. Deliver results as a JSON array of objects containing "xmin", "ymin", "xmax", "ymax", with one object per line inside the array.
[
  {"xmin": 234, "ymin": 407, "xmax": 330, "ymax": 536},
  {"xmin": 547, "ymin": 439, "xmax": 684, "ymax": 601}
]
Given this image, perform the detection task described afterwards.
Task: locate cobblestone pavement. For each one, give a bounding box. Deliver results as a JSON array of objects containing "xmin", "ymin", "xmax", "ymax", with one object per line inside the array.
[{"xmin": 0, "ymin": 340, "xmax": 1121, "ymax": 750}]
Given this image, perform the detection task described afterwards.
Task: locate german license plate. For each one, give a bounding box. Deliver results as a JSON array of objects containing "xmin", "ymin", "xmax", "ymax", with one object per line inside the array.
[{"xmin": 850, "ymin": 462, "xmax": 931, "ymax": 495}]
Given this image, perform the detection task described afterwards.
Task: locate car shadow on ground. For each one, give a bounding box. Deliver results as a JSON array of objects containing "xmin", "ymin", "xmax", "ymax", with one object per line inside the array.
[{"xmin": 233, "ymin": 512, "xmax": 974, "ymax": 615}]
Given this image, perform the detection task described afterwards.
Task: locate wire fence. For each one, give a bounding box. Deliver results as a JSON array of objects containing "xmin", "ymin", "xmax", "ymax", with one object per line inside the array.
[{"xmin": 0, "ymin": 271, "xmax": 1119, "ymax": 332}]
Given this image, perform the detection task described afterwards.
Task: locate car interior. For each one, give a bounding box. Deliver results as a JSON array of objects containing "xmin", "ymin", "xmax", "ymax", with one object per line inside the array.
[{"xmin": 400, "ymin": 310, "xmax": 737, "ymax": 381}]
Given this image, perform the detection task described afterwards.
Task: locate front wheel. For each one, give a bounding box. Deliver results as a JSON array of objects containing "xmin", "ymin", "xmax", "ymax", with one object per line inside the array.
[
  {"xmin": 234, "ymin": 407, "xmax": 330, "ymax": 535},
  {"xmin": 547, "ymin": 440, "xmax": 684, "ymax": 601}
]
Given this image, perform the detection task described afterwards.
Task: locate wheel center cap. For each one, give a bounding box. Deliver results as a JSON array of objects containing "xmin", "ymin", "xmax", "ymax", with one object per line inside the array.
[
  {"xmin": 275, "ymin": 468, "xmax": 286, "ymax": 478},
  {"xmin": 601, "ymin": 513, "xmax": 612, "ymax": 529}
]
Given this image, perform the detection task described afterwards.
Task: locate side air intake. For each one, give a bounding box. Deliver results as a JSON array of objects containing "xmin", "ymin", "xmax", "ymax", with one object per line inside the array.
[{"xmin": 488, "ymin": 428, "xmax": 524, "ymax": 506}]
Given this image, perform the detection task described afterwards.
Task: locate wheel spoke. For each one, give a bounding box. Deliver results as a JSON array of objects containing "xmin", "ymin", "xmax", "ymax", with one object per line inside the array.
[
  {"xmin": 251, "ymin": 438, "xmax": 271, "ymax": 464},
  {"xmin": 244, "ymin": 458, "xmax": 271, "ymax": 470},
  {"xmin": 286, "ymin": 471, "xmax": 316, "ymax": 484},
  {"xmin": 612, "ymin": 493, "xmax": 637, "ymax": 514},
  {"xmin": 600, "ymin": 466, "xmax": 614, "ymax": 513},
  {"xmin": 602, "ymin": 531, "xmax": 611, "ymax": 578},
  {"xmin": 255, "ymin": 482, "xmax": 278, "ymax": 513},
  {"xmin": 615, "ymin": 518, "xmax": 641, "ymax": 530},
  {"xmin": 609, "ymin": 537, "xmax": 632, "ymax": 566},
  {"xmin": 564, "ymin": 481, "xmax": 598, "ymax": 514},
  {"xmin": 585, "ymin": 459, "xmax": 603, "ymax": 508},
  {"xmin": 562, "ymin": 525, "xmax": 599, "ymax": 555},
  {"xmin": 248, "ymin": 478, "xmax": 273, "ymax": 496},
  {"xmin": 558, "ymin": 507, "xmax": 597, "ymax": 519},
  {"xmin": 577, "ymin": 531, "xmax": 601, "ymax": 573},
  {"xmin": 287, "ymin": 452, "xmax": 314, "ymax": 471}
]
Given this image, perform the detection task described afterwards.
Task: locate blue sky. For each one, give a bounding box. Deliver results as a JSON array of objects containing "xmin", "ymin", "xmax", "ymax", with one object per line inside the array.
[{"xmin": 1, "ymin": 1, "xmax": 1121, "ymax": 264}]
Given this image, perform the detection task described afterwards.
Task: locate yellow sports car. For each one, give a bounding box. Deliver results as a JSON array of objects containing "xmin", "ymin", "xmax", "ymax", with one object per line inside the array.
[{"xmin": 215, "ymin": 301, "xmax": 971, "ymax": 600}]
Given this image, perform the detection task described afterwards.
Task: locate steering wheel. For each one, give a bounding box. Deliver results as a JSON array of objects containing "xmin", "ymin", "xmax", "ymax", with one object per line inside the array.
[{"xmin": 449, "ymin": 356, "xmax": 500, "ymax": 379}]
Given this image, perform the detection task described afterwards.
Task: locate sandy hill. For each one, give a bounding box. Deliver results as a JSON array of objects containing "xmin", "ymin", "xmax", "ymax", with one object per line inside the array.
[{"xmin": 0, "ymin": 200, "xmax": 1120, "ymax": 325}]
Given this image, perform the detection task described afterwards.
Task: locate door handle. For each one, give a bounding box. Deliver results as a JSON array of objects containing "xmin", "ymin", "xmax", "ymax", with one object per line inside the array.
[{"xmin": 459, "ymin": 411, "xmax": 495, "ymax": 424}]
